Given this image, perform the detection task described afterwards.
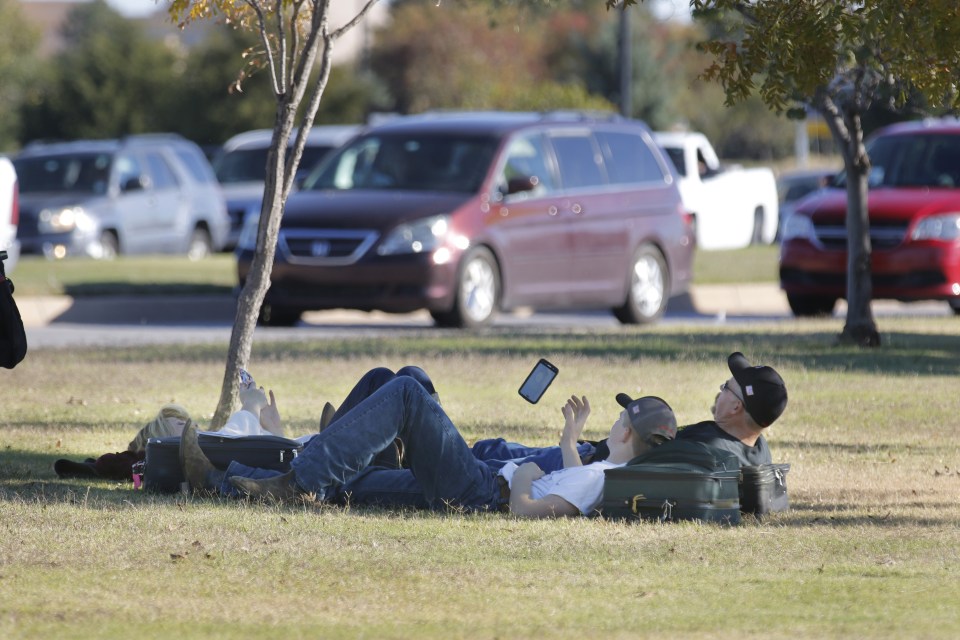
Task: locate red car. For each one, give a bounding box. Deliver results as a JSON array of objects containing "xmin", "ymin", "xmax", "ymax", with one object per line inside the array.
[
  {"xmin": 780, "ymin": 118, "xmax": 960, "ymax": 316},
  {"xmin": 237, "ymin": 112, "xmax": 694, "ymax": 327}
]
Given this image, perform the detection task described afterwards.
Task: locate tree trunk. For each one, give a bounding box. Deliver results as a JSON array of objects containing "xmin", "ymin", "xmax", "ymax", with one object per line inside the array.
[
  {"xmin": 208, "ymin": 0, "xmax": 372, "ymax": 428},
  {"xmin": 838, "ymin": 110, "xmax": 880, "ymax": 347},
  {"xmin": 209, "ymin": 109, "xmax": 298, "ymax": 429}
]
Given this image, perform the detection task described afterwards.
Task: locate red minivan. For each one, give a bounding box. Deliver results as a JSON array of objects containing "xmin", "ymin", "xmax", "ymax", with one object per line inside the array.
[
  {"xmin": 236, "ymin": 111, "xmax": 694, "ymax": 327},
  {"xmin": 780, "ymin": 118, "xmax": 960, "ymax": 316}
]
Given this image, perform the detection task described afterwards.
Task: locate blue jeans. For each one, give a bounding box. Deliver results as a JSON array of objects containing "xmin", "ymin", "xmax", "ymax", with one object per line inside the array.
[
  {"xmin": 471, "ymin": 438, "xmax": 597, "ymax": 472},
  {"xmin": 330, "ymin": 366, "xmax": 436, "ymax": 425},
  {"xmin": 224, "ymin": 377, "xmax": 503, "ymax": 511}
]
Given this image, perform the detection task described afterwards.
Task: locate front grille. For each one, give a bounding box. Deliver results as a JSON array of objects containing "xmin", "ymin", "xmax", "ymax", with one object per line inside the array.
[
  {"xmin": 279, "ymin": 228, "xmax": 378, "ymax": 265},
  {"xmin": 814, "ymin": 220, "xmax": 908, "ymax": 250}
]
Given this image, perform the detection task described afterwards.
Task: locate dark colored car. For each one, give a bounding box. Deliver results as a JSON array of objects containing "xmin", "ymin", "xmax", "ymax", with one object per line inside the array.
[
  {"xmin": 237, "ymin": 111, "xmax": 694, "ymax": 327},
  {"xmin": 780, "ymin": 118, "xmax": 960, "ymax": 315}
]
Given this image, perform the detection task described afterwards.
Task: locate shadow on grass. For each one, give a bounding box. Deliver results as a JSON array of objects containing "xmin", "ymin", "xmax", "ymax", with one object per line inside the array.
[
  {"xmin": 245, "ymin": 329, "xmax": 960, "ymax": 377},
  {"xmin": 63, "ymin": 282, "xmax": 234, "ymax": 297},
  {"xmin": 40, "ymin": 326, "xmax": 960, "ymax": 377}
]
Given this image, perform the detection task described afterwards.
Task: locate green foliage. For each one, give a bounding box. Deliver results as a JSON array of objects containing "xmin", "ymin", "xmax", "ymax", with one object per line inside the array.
[
  {"xmin": 19, "ymin": 0, "xmax": 180, "ymax": 141},
  {"xmin": 0, "ymin": 0, "xmax": 40, "ymax": 151}
]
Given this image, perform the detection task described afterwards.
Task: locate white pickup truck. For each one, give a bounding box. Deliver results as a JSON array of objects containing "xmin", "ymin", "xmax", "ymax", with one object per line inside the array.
[
  {"xmin": 0, "ymin": 157, "xmax": 18, "ymax": 272},
  {"xmin": 653, "ymin": 131, "xmax": 778, "ymax": 250}
]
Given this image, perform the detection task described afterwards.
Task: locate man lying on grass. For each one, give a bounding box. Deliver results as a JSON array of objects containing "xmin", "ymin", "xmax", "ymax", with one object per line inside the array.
[
  {"xmin": 473, "ymin": 351, "xmax": 789, "ymax": 469},
  {"xmin": 180, "ymin": 378, "xmax": 678, "ymax": 518}
]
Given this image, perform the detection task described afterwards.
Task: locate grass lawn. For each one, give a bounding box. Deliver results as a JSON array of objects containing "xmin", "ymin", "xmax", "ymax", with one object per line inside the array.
[
  {"xmin": 2, "ymin": 319, "xmax": 959, "ymax": 638},
  {"xmin": 7, "ymin": 245, "xmax": 780, "ymax": 297}
]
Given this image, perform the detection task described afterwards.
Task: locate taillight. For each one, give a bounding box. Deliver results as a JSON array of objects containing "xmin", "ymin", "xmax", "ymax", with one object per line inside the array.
[{"xmin": 11, "ymin": 179, "xmax": 18, "ymax": 226}]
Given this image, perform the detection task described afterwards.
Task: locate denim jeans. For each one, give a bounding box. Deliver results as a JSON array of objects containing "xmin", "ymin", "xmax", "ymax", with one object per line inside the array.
[
  {"xmin": 330, "ymin": 366, "xmax": 436, "ymax": 425},
  {"xmin": 470, "ymin": 438, "xmax": 597, "ymax": 472},
  {"xmin": 224, "ymin": 377, "xmax": 503, "ymax": 511}
]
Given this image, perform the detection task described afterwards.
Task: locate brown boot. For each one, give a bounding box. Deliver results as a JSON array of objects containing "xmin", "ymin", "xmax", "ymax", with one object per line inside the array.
[
  {"xmin": 229, "ymin": 471, "xmax": 305, "ymax": 502},
  {"xmin": 318, "ymin": 402, "xmax": 337, "ymax": 431},
  {"xmin": 179, "ymin": 419, "xmax": 218, "ymax": 494}
]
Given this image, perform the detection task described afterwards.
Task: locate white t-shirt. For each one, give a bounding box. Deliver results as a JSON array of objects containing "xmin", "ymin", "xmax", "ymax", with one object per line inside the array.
[
  {"xmin": 208, "ymin": 410, "xmax": 274, "ymax": 437},
  {"xmin": 500, "ymin": 460, "xmax": 623, "ymax": 515}
]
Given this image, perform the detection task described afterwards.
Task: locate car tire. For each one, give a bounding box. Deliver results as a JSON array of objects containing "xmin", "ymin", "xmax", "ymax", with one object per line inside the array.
[
  {"xmin": 439, "ymin": 246, "xmax": 500, "ymax": 328},
  {"xmin": 786, "ymin": 293, "xmax": 837, "ymax": 317},
  {"xmin": 99, "ymin": 231, "xmax": 119, "ymax": 260},
  {"xmin": 187, "ymin": 227, "xmax": 213, "ymax": 261},
  {"xmin": 948, "ymin": 299, "xmax": 960, "ymax": 315},
  {"xmin": 612, "ymin": 244, "xmax": 669, "ymax": 325},
  {"xmin": 750, "ymin": 207, "xmax": 765, "ymax": 245},
  {"xmin": 258, "ymin": 304, "xmax": 301, "ymax": 327}
]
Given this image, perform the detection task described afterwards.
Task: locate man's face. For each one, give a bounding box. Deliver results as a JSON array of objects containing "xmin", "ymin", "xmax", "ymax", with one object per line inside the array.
[{"xmin": 714, "ymin": 377, "xmax": 744, "ymax": 419}]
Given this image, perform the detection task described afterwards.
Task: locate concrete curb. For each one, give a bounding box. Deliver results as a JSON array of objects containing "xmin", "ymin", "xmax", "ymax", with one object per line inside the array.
[{"xmin": 15, "ymin": 284, "xmax": 791, "ymax": 327}]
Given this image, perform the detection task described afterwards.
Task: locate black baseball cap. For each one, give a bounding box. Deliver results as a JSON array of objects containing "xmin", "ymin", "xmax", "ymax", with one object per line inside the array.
[
  {"xmin": 615, "ymin": 393, "xmax": 678, "ymax": 442},
  {"xmin": 727, "ymin": 352, "xmax": 788, "ymax": 427}
]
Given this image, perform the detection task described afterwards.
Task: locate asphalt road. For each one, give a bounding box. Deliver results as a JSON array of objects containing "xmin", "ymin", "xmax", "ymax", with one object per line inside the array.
[{"xmin": 19, "ymin": 285, "xmax": 952, "ymax": 349}]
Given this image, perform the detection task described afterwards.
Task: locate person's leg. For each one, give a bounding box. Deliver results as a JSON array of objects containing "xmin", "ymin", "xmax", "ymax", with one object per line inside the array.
[
  {"xmin": 330, "ymin": 365, "xmax": 437, "ymax": 424},
  {"xmin": 236, "ymin": 377, "xmax": 501, "ymax": 510},
  {"xmin": 330, "ymin": 367, "xmax": 399, "ymax": 422},
  {"xmin": 334, "ymin": 467, "xmax": 431, "ymax": 509}
]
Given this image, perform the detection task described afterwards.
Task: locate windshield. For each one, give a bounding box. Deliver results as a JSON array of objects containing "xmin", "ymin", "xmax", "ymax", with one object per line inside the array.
[
  {"xmin": 835, "ymin": 131, "xmax": 960, "ymax": 189},
  {"xmin": 14, "ymin": 152, "xmax": 113, "ymax": 194},
  {"xmin": 304, "ymin": 133, "xmax": 499, "ymax": 193},
  {"xmin": 213, "ymin": 146, "xmax": 336, "ymax": 184}
]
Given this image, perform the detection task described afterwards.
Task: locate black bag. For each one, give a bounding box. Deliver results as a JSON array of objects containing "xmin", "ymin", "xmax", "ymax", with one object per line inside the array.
[
  {"xmin": 143, "ymin": 433, "xmax": 303, "ymax": 493},
  {"xmin": 739, "ymin": 463, "xmax": 791, "ymax": 515},
  {"xmin": 600, "ymin": 440, "xmax": 742, "ymax": 524},
  {"xmin": 0, "ymin": 251, "xmax": 27, "ymax": 369}
]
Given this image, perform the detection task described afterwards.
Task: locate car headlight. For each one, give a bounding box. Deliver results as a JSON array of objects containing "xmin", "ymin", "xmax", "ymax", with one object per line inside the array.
[
  {"xmin": 377, "ymin": 215, "xmax": 449, "ymax": 256},
  {"xmin": 911, "ymin": 214, "xmax": 960, "ymax": 241},
  {"xmin": 38, "ymin": 206, "xmax": 94, "ymax": 234},
  {"xmin": 237, "ymin": 213, "xmax": 260, "ymax": 251},
  {"xmin": 780, "ymin": 213, "xmax": 815, "ymax": 242}
]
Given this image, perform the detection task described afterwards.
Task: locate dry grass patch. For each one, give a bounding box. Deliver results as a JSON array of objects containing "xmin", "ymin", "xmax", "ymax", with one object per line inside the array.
[{"xmin": 2, "ymin": 319, "xmax": 960, "ymax": 638}]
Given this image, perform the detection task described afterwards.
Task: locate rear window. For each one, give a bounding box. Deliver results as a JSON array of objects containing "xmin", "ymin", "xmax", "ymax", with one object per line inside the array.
[
  {"xmin": 13, "ymin": 153, "xmax": 113, "ymax": 194},
  {"xmin": 597, "ymin": 131, "xmax": 667, "ymax": 184},
  {"xmin": 173, "ymin": 147, "xmax": 218, "ymax": 185},
  {"xmin": 305, "ymin": 133, "xmax": 499, "ymax": 194}
]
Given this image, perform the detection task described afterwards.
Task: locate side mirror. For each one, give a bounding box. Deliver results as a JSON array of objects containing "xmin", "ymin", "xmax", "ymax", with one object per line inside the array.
[
  {"xmin": 505, "ymin": 175, "xmax": 539, "ymax": 196},
  {"xmin": 120, "ymin": 175, "xmax": 146, "ymax": 192}
]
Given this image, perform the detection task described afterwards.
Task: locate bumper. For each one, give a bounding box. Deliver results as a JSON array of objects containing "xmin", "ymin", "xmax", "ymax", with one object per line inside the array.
[
  {"xmin": 779, "ymin": 239, "xmax": 960, "ymax": 301},
  {"xmin": 237, "ymin": 251, "xmax": 459, "ymax": 313}
]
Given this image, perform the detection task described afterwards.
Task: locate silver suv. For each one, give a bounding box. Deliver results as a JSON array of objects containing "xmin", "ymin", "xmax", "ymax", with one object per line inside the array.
[{"xmin": 14, "ymin": 135, "xmax": 229, "ymax": 259}]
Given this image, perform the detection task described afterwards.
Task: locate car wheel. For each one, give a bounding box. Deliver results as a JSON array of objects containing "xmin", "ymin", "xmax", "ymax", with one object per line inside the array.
[
  {"xmin": 258, "ymin": 304, "xmax": 301, "ymax": 327},
  {"xmin": 187, "ymin": 227, "xmax": 212, "ymax": 261},
  {"xmin": 750, "ymin": 207, "xmax": 765, "ymax": 245},
  {"xmin": 786, "ymin": 293, "xmax": 837, "ymax": 317},
  {"xmin": 612, "ymin": 244, "xmax": 669, "ymax": 324},
  {"xmin": 440, "ymin": 246, "xmax": 500, "ymax": 328},
  {"xmin": 948, "ymin": 299, "xmax": 960, "ymax": 315},
  {"xmin": 98, "ymin": 231, "xmax": 119, "ymax": 260}
]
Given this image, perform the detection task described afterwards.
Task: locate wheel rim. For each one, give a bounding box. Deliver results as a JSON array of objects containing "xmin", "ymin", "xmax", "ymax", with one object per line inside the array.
[
  {"xmin": 188, "ymin": 232, "xmax": 210, "ymax": 261},
  {"xmin": 462, "ymin": 256, "xmax": 496, "ymax": 322},
  {"xmin": 631, "ymin": 254, "xmax": 664, "ymax": 318}
]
